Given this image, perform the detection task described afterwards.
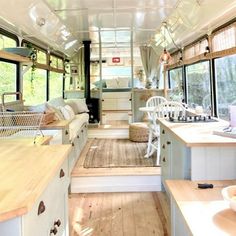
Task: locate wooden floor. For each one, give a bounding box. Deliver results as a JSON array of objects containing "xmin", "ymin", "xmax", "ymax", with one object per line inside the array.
[{"xmin": 69, "ymin": 191, "xmax": 170, "ymax": 236}]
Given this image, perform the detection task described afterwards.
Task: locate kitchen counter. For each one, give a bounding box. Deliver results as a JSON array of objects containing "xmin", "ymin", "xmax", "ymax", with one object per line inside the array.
[
  {"xmin": 166, "ymin": 179, "xmax": 236, "ymax": 236},
  {"xmin": 158, "ymin": 118, "xmax": 235, "ymax": 147},
  {"xmin": 0, "ymin": 144, "xmax": 71, "ymax": 222}
]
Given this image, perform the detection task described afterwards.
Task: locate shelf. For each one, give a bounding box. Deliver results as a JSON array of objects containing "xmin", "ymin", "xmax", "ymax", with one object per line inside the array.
[{"xmin": 0, "ymin": 50, "xmax": 31, "ymax": 63}]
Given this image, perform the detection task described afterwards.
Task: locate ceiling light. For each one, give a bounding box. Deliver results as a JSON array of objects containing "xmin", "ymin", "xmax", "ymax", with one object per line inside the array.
[{"xmin": 36, "ymin": 17, "xmax": 46, "ymax": 27}]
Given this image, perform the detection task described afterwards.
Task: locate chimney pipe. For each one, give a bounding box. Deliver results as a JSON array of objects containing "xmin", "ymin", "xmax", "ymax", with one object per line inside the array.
[{"xmin": 83, "ymin": 40, "xmax": 91, "ymax": 99}]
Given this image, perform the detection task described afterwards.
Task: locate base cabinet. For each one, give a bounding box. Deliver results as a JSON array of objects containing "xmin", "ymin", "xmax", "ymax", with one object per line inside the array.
[
  {"xmin": 0, "ymin": 159, "xmax": 69, "ymax": 236},
  {"xmin": 160, "ymin": 123, "xmax": 236, "ymax": 190}
]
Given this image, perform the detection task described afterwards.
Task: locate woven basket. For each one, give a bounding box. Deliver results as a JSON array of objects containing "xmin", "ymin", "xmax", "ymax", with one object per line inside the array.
[{"xmin": 129, "ymin": 122, "xmax": 149, "ymax": 142}]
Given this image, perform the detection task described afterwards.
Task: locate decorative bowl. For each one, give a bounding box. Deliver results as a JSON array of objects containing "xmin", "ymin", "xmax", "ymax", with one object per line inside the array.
[{"xmin": 222, "ymin": 185, "xmax": 236, "ymax": 211}]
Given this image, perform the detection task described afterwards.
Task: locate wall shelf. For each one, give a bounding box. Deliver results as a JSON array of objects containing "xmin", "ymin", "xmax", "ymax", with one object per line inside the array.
[{"xmin": 0, "ymin": 50, "xmax": 31, "ymax": 63}]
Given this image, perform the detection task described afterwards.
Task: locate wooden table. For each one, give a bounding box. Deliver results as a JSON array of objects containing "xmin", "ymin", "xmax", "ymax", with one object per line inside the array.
[{"xmin": 166, "ymin": 179, "xmax": 236, "ymax": 236}]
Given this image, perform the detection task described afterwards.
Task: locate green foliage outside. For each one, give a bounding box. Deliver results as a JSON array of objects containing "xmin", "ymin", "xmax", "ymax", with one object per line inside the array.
[
  {"xmin": 49, "ymin": 71, "xmax": 63, "ymax": 100},
  {"xmin": 169, "ymin": 68, "xmax": 183, "ymax": 102}
]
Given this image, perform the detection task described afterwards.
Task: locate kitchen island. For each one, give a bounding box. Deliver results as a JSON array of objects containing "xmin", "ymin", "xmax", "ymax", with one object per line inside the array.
[
  {"xmin": 0, "ymin": 144, "xmax": 72, "ymax": 236},
  {"xmin": 159, "ymin": 118, "xmax": 236, "ymax": 190}
]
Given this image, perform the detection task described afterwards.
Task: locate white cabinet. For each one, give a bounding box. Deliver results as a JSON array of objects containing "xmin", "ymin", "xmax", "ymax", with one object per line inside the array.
[
  {"xmin": 0, "ymin": 159, "xmax": 69, "ymax": 236},
  {"xmin": 160, "ymin": 123, "xmax": 236, "ymax": 190},
  {"xmin": 102, "ymin": 92, "xmax": 131, "ymax": 111}
]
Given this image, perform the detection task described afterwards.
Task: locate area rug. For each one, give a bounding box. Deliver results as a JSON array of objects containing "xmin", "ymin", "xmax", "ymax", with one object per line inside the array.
[{"xmin": 83, "ymin": 139, "xmax": 157, "ymax": 168}]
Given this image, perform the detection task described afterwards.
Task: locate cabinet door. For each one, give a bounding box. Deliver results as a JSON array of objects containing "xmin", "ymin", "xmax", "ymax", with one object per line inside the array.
[{"xmin": 160, "ymin": 126, "xmax": 171, "ymax": 189}]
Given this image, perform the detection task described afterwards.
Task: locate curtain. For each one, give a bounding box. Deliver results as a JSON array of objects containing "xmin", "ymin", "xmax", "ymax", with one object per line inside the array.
[{"xmin": 139, "ymin": 45, "xmax": 159, "ymax": 87}]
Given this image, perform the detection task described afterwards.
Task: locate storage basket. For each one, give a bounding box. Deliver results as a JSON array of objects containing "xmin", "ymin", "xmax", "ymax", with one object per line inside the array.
[{"xmin": 129, "ymin": 122, "xmax": 149, "ymax": 142}]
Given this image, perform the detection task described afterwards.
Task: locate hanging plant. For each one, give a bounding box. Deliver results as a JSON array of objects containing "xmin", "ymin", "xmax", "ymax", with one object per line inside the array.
[{"xmin": 25, "ymin": 43, "xmax": 37, "ymax": 82}]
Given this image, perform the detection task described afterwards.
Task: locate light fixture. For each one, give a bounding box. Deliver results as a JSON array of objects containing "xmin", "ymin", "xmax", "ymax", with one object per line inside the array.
[
  {"xmin": 159, "ymin": 48, "xmax": 171, "ymax": 64},
  {"xmin": 36, "ymin": 17, "xmax": 46, "ymax": 27},
  {"xmin": 204, "ymin": 46, "xmax": 210, "ymax": 56}
]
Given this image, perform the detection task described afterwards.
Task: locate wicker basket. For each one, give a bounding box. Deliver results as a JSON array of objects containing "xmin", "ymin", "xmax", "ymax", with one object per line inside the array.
[{"xmin": 129, "ymin": 122, "xmax": 149, "ymax": 142}]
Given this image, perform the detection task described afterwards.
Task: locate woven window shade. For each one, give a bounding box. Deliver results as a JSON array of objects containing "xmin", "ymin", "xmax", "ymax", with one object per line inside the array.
[
  {"xmin": 212, "ymin": 23, "xmax": 236, "ymax": 52},
  {"xmin": 184, "ymin": 38, "xmax": 208, "ymax": 60}
]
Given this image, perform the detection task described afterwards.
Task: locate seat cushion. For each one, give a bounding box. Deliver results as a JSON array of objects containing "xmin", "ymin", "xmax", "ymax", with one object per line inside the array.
[{"xmin": 69, "ymin": 113, "xmax": 89, "ymax": 140}]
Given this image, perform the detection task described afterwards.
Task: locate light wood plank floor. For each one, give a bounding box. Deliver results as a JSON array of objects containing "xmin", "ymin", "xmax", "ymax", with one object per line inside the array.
[{"xmin": 69, "ymin": 192, "xmax": 170, "ymax": 236}]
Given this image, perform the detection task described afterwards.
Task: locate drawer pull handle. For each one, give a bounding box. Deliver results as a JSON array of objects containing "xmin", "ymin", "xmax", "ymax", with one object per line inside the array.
[
  {"xmin": 167, "ymin": 141, "xmax": 171, "ymax": 145},
  {"xmin": 65, "ymin": 130, "xmax": 69, "ymax": 135},
  {"xmin": 54, "ymin": 219, "xmax": 61, "ymax": 227},
  {"xmin": 60, "ymin": 169, "xmax": 65, "ymax": 178},
  {"xmin": 162, "ymin": 144, "xmax": 165, "ymax": 149},
  {"xmin": 162, "ymin": 130, "xmax": 165, "ymax": 134},
  {"xmin": 50, "ymin": 227, "xmax": 58, "ymax": 235},
  {"xmin": 81, "ymin": 129, "xmax": 84, "ymax": 133},
  {"xmin": 37, "ymin": 201, "xmax": 46, "ymax": 215},
  {"xmin": 77, "ymin": 135, "xmax": 80, "ymax": 139},
  {"xmin": 162, "ymin": 157, "xmax": 166, "ymax": 162},
  {"xmin": 72, "ymin": 142, "xmax": 75, "ymax": 146}
]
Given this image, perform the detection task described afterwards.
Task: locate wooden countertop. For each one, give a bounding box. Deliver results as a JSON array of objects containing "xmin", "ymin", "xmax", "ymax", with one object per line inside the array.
[
  {"xmin": 166, "ymin": 180, "xmax": 236, "ymax": 236},
  {"xmin": 40, "ymin": 120, "xmax": 70, "ymax": 129},
  {"xmin": 0, "ymin": 144, "xmax": 71, "ymax": 222},
  {"xmin": 158, "ymin": 118, "xmax": 236, "ymax": 147}
]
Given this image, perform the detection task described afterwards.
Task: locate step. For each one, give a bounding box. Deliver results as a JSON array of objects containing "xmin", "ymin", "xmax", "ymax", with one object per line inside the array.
[
  {"xmin": 71, "ymin": 175, "xmax": 161, "ymax": 193},
  {"xmin": 88, "ymin": 128, "xmax": 129, "ymax": 138}
]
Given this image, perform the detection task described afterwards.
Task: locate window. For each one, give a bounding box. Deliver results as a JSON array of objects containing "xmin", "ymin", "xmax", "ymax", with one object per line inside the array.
[
  {"xmin": 0, "ymin": 33, "xmax": 17, "ymax": 49},
  {"xmin": 186, "ymin": 61, "xmax": 211, "ymax": 112},
  {"xmin": 23, "ymin": 68, "xmax": 47, "ymax": 105},
  {"xmin": 215, "ymin": 54, "xmax": 236, "ymax": 120},
  {"xmin": 37, "ymin": 49, "xmax": 47, "ymax": 65},
  {"xmin": 0, "ymin": 61, "xmax": 17, "ymax": 102},
  {"xmin": 49, "ymin": 72, "xmax": 63, "ymax": 99},
  {"xmin": 169, "ymin": 68, "xmax": 183, "ymax": 102}
]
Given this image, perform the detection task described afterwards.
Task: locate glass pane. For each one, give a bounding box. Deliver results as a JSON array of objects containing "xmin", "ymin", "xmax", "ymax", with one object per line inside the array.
[
  {"xmin": 215, "ymin": 54, "xmax": 236, "ymax": 120},
  {"xmin": 50, "ymin": 56, "xmax": 58, "ymax": 68},
  {"xmin": 64, "ymin": 74, "xmax": 72, "ymax": 91},
  {"xmin": 186, "ymin": 61, "xmax": 211, "ymax": 113},
  {"xmin": 0, "ymin": 34, "xmax": 17, "ymax": 49},
  {"xmin": 0, "ymin": 62, "xmax": 17, "ymax": 102},
  {"xmin": 23, "ymin": 68, "xmax": 47, "ymax": 105},
  {"xmin": 37, "ymin": 50, "xmax": 47, "ymax": 64},
  {"xmin": 49, "ymin": 72, "xmax": 63, "ymax": 99},
  {"xmin": 169, "ymin": 68, "xmax": 183, "ymax": 102},
  {"xmin": 58, "ymin": 58, "xmax": 64, "ymax": 70}
]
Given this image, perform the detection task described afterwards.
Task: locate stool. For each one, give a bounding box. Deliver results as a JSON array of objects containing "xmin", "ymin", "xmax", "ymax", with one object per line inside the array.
[{"xmin": 129, "ymin": 122, "xmax": 149, "ymax": 142}]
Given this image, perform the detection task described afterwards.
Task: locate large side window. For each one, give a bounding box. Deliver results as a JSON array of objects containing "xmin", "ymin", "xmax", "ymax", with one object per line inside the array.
[
  {"xmin": 49, "ymin": 71, "xmax": 63, "ymax": 99},
  {"xmin": 186, "ymin": 61, "xmax": 211, "ymax": 113},
  {"xmin": 0, "ymin": 31, "xmax": 18, "ymax": 102},
  {"xmin": 23, "ymin": 68, "xmax": 47, "ymax": 105},
  {"xmin": 215, "ymin": 54, "xmax": 236, "ymax": 120},
  {"xmin": 0, "ymin": 61, "xmax": 17, "ymax": 102},
  {"xmin": 169, "ymin": 67, "xmax": 183, "ymax": 102}
]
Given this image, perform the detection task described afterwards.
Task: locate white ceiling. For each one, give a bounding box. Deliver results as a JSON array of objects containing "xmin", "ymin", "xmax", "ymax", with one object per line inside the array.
[{"xmin": 0, "ymin": 0, "xmax": 235, "ymax": 57}]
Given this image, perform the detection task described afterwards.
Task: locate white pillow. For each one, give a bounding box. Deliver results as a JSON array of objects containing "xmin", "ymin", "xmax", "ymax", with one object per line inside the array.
[
  {"xmin": 60, "ymin": 105, "xmax": 75, "ymax": 120},
  {"xmin": 106, "ymin": 79, "xmax": 118, "ymax": 88},
  {"xmin": 46, "ymin": 103, "xmax": 64, "ymax": 120},
  {"xmin": 65, "ymin": 99, "xmax": 89, "ymax": 114},
  {"xmin": 47, "ymin": 97, "xmax": 66, "ymax": 108},
  {"xmin": 117, "ymin": 77, "xmax": 129, "ymax": 87}
]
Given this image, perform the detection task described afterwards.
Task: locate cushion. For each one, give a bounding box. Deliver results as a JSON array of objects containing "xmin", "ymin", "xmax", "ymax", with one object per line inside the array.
[
  {"xmin": 46, "ymin": 103, "xmax": 64, "ymax": 120},
  {"xmin": 47, "ymin": 97, "xmax": 66, "ymax": 108},
  {"xmin": 65, "ymin": 99, "xmax": 89, "ymax": 114},
  {"xmin": 28, "ymin": 103, "xmax": 48, "ymax": 112},
  {"xmin": 93, "ymin": 80, "xmax": 107, "ymax": 88},
  {"xmin": 117, "ymin": 77, "xmax": 129, "ymax": 87},
  {"xmin": 105, "ymin": 79, "xmax": 118, "ymax": 88},
  {"xmin": 60, "ymin": 105, "xmax": 75, "ymax": 120},
  {"xmin": 69, "ymin": 113, "xmax": 89, "ymax": 140}
]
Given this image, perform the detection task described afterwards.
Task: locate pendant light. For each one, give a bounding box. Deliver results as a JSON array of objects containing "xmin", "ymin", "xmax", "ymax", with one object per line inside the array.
[{"xmin": 159, "ymin": 22, "xmax": 171, "ymax": 64}]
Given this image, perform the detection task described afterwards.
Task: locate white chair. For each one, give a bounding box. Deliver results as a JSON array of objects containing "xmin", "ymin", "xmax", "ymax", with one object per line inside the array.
[
  {"xmin": 145, "ymin": 96, "xmax": 167, "ymax": 160},
  {"xmin": 148, "ymin": 101, "xmax": 186, "ymax": 165}
]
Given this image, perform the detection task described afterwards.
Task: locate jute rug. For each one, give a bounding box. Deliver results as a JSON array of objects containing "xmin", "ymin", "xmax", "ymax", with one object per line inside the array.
[{"xmin": 83, "ymin": 139, "xmax": 157, "ymax": 168}]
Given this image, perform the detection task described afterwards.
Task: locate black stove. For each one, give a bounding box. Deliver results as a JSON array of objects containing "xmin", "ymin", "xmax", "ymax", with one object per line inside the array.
[{"xmin": 168, "ymin": 115, "xmax": 218, "ymax": 123}]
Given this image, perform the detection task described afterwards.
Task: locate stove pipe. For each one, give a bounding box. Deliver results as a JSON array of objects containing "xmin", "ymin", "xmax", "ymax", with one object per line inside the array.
[{"xmin": 83, "ymin": 40, "xmax": 91, "ymax": 99}]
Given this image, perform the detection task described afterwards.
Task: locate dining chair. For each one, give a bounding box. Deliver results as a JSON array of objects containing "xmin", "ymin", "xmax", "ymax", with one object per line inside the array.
[
  {"xmin": 148, "ymin": 100, "xmax": 186, "ymax": 165},
  {"xmin": 145, "ymin": 96, "xmax": 167, "ymax": 160}
]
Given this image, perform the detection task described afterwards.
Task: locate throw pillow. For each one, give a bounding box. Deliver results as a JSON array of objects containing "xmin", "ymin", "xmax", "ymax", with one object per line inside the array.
[
  {"xmin": 105, "ymin": 78, "xmax": 118, "ymax": 88},
  {"xmin": 65, "ymin": 99, "xmax": 89, "ymax": 114},
  {"xmin": 60, "ymin": 105, "xmax": 75, "ymax": 120}
]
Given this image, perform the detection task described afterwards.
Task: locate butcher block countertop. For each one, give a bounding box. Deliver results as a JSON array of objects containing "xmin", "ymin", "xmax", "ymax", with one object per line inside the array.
[
  {"xmin": 0, "ymin": 144, "xmax": 71, "ymax": 222},
  {"xmin": 166, "ymin": 180, "xmax": 236, "ymax": 236},
  {"xmin": 41, "ymin": 120, "xmax": 70, "ymax": 129},
  {"xmin": 158, "ymin": 118, "xmax": 236, "ymax": 147}
]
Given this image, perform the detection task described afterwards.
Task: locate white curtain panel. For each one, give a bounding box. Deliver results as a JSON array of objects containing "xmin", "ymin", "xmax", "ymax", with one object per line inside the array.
[{"xmin": 139, "ymin": 45, "xmax": 160, "ymax": 87}]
